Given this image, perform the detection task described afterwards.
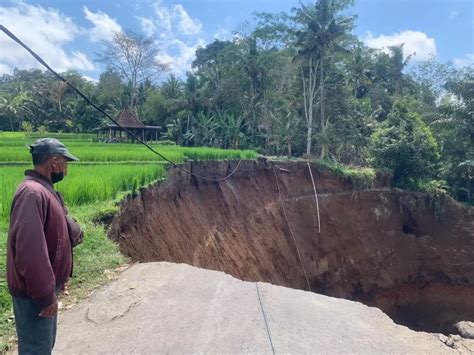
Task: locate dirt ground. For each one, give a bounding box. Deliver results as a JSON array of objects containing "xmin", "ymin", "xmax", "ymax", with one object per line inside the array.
[{"xmin": 109, "ymin": 160, "xmax": 474, "ymax": 334}]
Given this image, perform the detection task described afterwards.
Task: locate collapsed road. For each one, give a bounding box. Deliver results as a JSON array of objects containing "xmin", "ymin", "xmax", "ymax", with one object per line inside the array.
[{"xmin": 108, "ymin": 160, "xmax": 474, "ymax": 335}]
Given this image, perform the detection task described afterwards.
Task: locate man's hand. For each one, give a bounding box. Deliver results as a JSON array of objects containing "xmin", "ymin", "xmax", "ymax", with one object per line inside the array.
[
  {"xmin": 66, "ymin": 216, "xmax": 83, "ymax": 247},
  {"xmin": 39, "ymin": 301, "xmax": 58, "ymax": 317}
]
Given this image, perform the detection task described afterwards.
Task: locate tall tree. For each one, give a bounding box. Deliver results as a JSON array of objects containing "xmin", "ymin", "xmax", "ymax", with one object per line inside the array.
[
  {"xmin": 96, "ymin": 69, "xmax": 128, "ymax": 115},
  {"xmin": 432, "ymin": 68, "xmax": 474, "ymax": 202},
  {"xmin": 97, "ymin": 30, "xmax": 168, "ymax": 111},
  {"xmin": 388, "ymin": 44, "xmax": 413, "ymax": 97},
  {"xmin": 294, "ymin": 0, "xmax": 354, "ymax": 158},
  {"xmin": 369, "ymin": 100, "xmax": 440, "ymax": 187}
]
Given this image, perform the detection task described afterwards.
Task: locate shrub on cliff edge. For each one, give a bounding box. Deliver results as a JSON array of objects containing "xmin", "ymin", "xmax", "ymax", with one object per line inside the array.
[{"xmin": 369, "ymin": 100, "xmax": 440, "ymax": 188}]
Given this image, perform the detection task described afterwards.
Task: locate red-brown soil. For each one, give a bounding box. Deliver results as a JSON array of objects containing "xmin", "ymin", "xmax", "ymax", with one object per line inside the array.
[{"xmin": 108, "ymin": 160, "xmax": 474, "ymax": 334}]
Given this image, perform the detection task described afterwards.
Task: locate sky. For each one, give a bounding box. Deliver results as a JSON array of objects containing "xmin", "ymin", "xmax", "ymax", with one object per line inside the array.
[{"xmin": 0, "ymin": 0, "xmax": 472, "ymax": 81}]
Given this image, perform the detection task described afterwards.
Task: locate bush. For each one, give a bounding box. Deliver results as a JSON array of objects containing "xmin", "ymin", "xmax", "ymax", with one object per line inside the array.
[
  {"xmin": 414, "ymin": 179, "xmax": 448, "ymax": 196},
  {"xmin": 369, "ymin": 100, "xmax": 440, "ymax": 188},
  {"xmin": 316, "ymin": 159, "xmax": 376, "ymax": 189}
]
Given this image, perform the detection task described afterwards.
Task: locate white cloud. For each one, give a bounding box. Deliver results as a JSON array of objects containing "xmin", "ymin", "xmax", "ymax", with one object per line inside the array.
[
  {"xmin": 70, "ymin": 52, "xmax": 95, "ymax": 71},
  {"xmin": 364, "ymin": 30, "xmax": 437, "ymax": 61},
  {"xmin": 82, "ymin": 75, "xmax": 99, "ymax": 83},
  {"xmin": 0, "ymin": 1, "xmax": 95, "ymax": 75},
  {"xmin": 174, "ymin": 4, "xmax": 202, "ymax": 35},
  {"xmin": 146, "ymin": 1, "xmax": 201, "ymax": 36},
  {"xmin": 83, "ymin": 6, "xmax": 122, "ymax": 42},
  {"xmin": 213, "ymin": 17, "xmax": 233, "ymax": 40},
  {"xmin": 453, "ymin": 53, "xmax": 474, "ymax": 68},
  {"xmin": 153, "ymin": 0, "xmax": 172, "ymax": 33},
  {"xmin": 135, "ymin": 2, "xmax": 205, "ymax": 76},
  {"xmin": 156, "ymin": 38, "xmax": 206, "ymax": 76},
  {"xmin": 212, "ymin": 26, "xmax": 232, "ymax": 40},
  {"xmin": 136, "ymin": 16, "xmax": 157, "ymax": 37},
  {"xmin": 0, "ymin": 63, "xmax": 11, "ymax": 76}
]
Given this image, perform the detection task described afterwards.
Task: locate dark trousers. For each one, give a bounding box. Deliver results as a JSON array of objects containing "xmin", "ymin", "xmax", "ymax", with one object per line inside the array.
[{"xmin": 12, "ymin": 296, "xmax": 57, "ymax": 355}]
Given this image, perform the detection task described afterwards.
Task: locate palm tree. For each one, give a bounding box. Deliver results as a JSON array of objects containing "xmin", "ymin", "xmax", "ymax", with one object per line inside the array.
[
  {"xmin": 0, "ymin": 88, "xmax": 35, "ymax": 131},
  {"xmin": 346, "ymin": 44, "xmax": 373, "ymax": 98},
  {"xmin": 388, "ymin": 43, "xmax": 413, "ymax": 97},
  {"xmin": 236, "ymin": 35, "xmax": 269, "ymax": 147}
]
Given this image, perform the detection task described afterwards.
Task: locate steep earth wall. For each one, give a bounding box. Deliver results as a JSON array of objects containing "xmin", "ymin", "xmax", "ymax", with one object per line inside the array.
[{"xmin": 108, "ymin": 160, "xmax": 474, "ymax": 334}]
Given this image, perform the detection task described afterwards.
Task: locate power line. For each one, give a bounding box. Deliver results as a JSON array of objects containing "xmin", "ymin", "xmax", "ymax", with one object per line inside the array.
[{"xmin": 272, "ymin": 164, "xmax": 312, "ymax": 292}]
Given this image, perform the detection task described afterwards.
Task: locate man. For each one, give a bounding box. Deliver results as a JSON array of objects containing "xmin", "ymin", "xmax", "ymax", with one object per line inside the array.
[{"xmin": 6, "ymin": 138, "xmax": 83, "ymax": 354}]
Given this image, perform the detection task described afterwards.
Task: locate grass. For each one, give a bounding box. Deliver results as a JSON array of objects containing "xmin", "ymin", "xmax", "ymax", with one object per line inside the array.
[
  {"xmin": 316, "ymin": 159, "xmax": 377, "ymax": 189},
  {"xmin": 0, "ymin": 167, "xmax": 23, "ymax": 221},
  {"xmin": 56, "ymin": 164, "xmax": 166, "ymax": 205},
  {"xmin": 0, "ymin": 164, "xmax": 166, "ymax": 221},
  {"xmin": 0, "ymin": 131, "xmax": 95, "ymax": 141},
  {"xmin": 0, "ymin": 143, "xmax": 256, "ymax": 163},
  {"xmin": 0, "ymin": 223, "xmax": 9, "ymax": 349},
  {"xmin": 0, "ymin": 200, "xmax": 128, "ymax": 350},
  {"xmin": 0, "ymin": 132, "xmax": 258, "ymax": 350},
  {"xmin": 0, "ymin": 144, "xmax": 185, "ymax": 162}
]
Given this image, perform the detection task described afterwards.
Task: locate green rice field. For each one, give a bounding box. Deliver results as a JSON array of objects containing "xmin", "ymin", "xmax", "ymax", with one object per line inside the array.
[
  {"xmin": 0, "ymin": 164, "xmax": 166, "ymax": 219},
  {"xmin": 0, "ymin": 132, "xmax": 257, "ymax": 163},
  {"xmin": 0, "ymin": 132, "xmax": 257, "ymax": 219}
]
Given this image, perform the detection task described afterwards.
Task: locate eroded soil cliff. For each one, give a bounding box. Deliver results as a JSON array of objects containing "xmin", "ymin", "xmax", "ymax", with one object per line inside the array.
[{"xmin": 108, "ymin": 160, "xmax": 474, "ymax": 334}]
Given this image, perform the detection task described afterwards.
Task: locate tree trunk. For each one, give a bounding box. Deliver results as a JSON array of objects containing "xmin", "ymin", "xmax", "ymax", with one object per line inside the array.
[
  {"xmin": 395, "ymin": 74, "xmax": 402, "ymax": 98},
  {"xmin": 303, "ymin": 57, "xmax": 318, "ymax": 157},
  {"xmin": 130, "ymin": 72, "xmax": 137, "ymax": 110},
  {"xmin": 320, "ymin": 52, "xmax": 328, "ymax": 160},
  {"xmin": 306, "ymin": 121, "xmax": 312, "ymax": 156}
]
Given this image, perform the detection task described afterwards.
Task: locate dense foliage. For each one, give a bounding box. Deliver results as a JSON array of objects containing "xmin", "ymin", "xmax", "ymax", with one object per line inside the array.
[
  {"xmin": 0, "ymin": 0, "xmax": 472, "ymax": 203},
  {"xmin": 369, "ymin": 100, "xmax": 440, "ymax": 188}
]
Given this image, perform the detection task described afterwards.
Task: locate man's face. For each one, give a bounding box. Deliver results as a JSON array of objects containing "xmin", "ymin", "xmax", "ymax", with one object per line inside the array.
[{"xmin": 50, "ymin": 155, "xmax": 68, "ymax": 177}]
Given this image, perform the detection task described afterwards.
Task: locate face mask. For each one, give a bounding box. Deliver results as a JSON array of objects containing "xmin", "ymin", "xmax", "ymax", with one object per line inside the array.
[{"xmin": 51, "ymin": 172, "xmax": 64, "ymax": 184}]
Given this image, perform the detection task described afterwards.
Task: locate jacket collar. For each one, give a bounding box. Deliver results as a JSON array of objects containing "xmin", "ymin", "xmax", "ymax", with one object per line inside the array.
[
  {"xmin": 24, "ymin": 170, "xmax": 65, "ymax": 207},
  {"xmin": 24, "ymin": 170, "xmax": 55, "ymax": 192}
]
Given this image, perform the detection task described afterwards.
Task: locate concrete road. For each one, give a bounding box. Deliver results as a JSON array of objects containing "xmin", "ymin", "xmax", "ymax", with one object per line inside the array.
[{"xmin": 54, "ymin": 262, "xmax": 473, "ymax": 354}]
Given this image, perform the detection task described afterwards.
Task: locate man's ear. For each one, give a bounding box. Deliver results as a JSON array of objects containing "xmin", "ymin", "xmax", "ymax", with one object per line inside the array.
[{"xmin": 50, "ymin": 156, "xmax": 58, "ymax": 169}]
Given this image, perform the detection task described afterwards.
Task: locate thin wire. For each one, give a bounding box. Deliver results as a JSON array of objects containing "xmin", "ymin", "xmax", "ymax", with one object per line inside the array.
[
  {"xmin": 0, "ymin": 24, "xmax": 241, "ymax": 182},
  {"xmin": 255, "ymin": 283, "xmax": 276, "ymax": 355},
  {"xmin": 307, "ymin": 162, "xmax": 321, "ymax": 234},
  {"xmin": 272, "ymin": 164, "xmax": 312, "ymax": 292}
]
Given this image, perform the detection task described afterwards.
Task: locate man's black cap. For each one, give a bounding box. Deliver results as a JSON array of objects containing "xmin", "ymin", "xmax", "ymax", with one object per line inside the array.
[{"xmin": 29, "ymin": 138, "xmax": 79, "ymax": 161}]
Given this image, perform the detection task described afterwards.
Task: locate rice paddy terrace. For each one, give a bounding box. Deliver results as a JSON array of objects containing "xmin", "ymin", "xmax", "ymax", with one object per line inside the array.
[
  {"xmin": 0, "ymin": 132, "xmax": 256, "ymax": 220},
  {"xmin": 109, "ymin": 160, "xmax": 474, "ymax": 336}
]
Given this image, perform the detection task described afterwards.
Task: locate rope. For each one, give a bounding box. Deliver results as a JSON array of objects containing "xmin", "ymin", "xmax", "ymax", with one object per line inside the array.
[
  {"xmin": 0, "ymin": 25, "xmax": 242, "ymax": 183},
  {"xmin": 272, "ymin": 164, "xmax": 312, "ymax": 292},
  {"xmin": 307, "ymin": 162, "xmax": 321, "ymax": 234},
  {"xmin": 255, "ymin": 283, "xmax": 276, "ymax": 355}
]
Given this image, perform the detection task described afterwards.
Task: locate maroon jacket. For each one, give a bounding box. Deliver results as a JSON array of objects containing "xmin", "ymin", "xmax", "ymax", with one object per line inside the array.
[{"xmin": 7, "ymin": 170, "xmax": 80, "ymax": 309}]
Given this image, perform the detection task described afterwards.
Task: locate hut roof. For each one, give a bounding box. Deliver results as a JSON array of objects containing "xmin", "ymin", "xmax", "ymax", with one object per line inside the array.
[{"xmin": 115, "ymin": 107, "xmax": 145, "ymax": 128}]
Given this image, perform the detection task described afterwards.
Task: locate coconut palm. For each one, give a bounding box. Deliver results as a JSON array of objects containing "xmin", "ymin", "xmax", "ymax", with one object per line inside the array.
[{"xmin": 388, "ymin": 43, "xmax": 413, "ymax": 97}]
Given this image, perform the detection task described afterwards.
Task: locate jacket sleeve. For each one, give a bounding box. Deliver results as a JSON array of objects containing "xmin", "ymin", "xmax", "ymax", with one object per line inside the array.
[
  {"xmin": 66, "ymin": 216, "xmax": 84, "ymax": 247},
  {"xmin": 11, "ymin": 190, "xmax": 57, "ymax": 309},
  {"xmin": 57, "ymin": 191, "xmax": 83, "ymax": 248}
]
